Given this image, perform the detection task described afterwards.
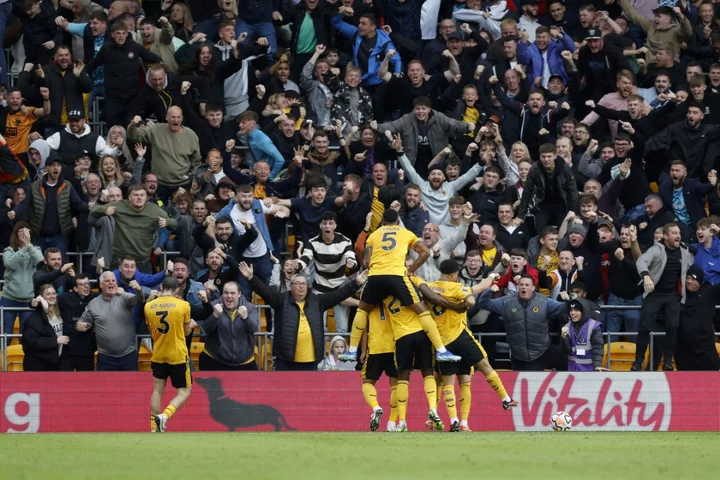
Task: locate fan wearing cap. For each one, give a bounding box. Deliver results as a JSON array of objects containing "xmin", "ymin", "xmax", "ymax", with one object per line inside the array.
[
  {"xmin": 575, "ymin": 28, "xmax": 631, "ymax": 102},
  {"xmin": 560, "ymin": 298, "xmax": 606, "ymax": 372},
  {"xmin": 45, "ymin": 109, "xmax": 120, "ymax": 167},
  {"xmin": 11, "ymin": 153, "xmax": 88, "ymax": 259},
  {"xmin": 613, "ymin": 0, "xmax": 692, "ymax": 65},
  {"xmin": 675, "ymin": 264, "xmax": 720, "ymax": 371}
]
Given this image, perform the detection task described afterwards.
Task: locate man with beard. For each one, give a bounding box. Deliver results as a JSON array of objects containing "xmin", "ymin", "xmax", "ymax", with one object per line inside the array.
[
  {"xmin": 528, "ymin": 26, "xmax": 575, "ymax": 89},
  {"xmin": 174, "ymin": 198, "xmax": 209, "ymax": 276},
  {"xmin": 639, "ymin": 45, "xmax": 684, "ymax": 91},
  {"xmin": 217, "ymin": 184, "xmax": 289, "ymax": 297},
  {"xmin": 518, "ymin": 0, "xmax": 542, "ymax": 43},
  {"xmin": 645, "ymin": 102, "xmax": 720, "ymax": 179},
  {"xmin": 168, "ymin": 257, "xmax": 212, "ymax": 350},
  {"xmin": 193, "ymin": 215, "xmax": 258, "ymax": 264},
  {"xmin": 674, "ymin": 265, "xmax": 720, "ymax": 371},
  {"xmin": 632, "ymin": 223, "xmax": 694, "ymax": 371},
  {"xmin": 1, "ymin": 86, "xmax": 50, "ymax": 156},
  {"xmin": 195, "ymin": 248, "xmax": 240, "ymax": 301},
  {"xmin": 400, "ymin": 184, "xmax": 429, "ymax": 236},
  {"xmin": 585, "ymin": 93, "xmax": 673, "ymax": 143},
  {"xmin": 378, "ymin": 96, "xmax": 472, "ymax": 179},
  {"xmin": 491, "ymin": 82, "xmax": 570, "ymax": 157},
  {"xmin": 515, "ymin": 143, "xmax": 578, "ymax": 232},
  {"xmin": 465, "ymin": 223, "xmax": 505, "ymax": 272},
  {"xmin": 32, "ymin": 247, "xmax": 75, "ymax": 295},
  {"xmin": 85, "ymin": 21, "xmax": 163, "ymax": 128},
  {"xmin": 269, "ymin": 115, "xmax": 305, "ymax": 164},
  {"xmin": 223, "ymin": 141, "xmax": 302, "ymax": 200},
  {"xmin": 633, "ymin": 194, "xmax": 686, "ymax": 249},
  {"xmin": 128, "ymin": 107, "xmax": 202, "ymax": 203},
  {"xmin": 598, "ymin": 224, "xmax": 644, "ymax": 338},
  {"xmin": 413, "ymin": 214, "xmax": 472, "ymax": 284},
  {"xmin": 576, "ymin": 29, "xmax": 631, "ymax": 103},
  {"xmin": 659, "ymin": 161, "xmax": 716, "ymax": 236},
  {"xmin": 46, "ymin": 110, "xmax": 119, "ymax": 167},
  {"xmin": 538, "ymin": 249, "xmax": 578, "ymax": 301},
  {"xmin": 638, "ymin": 72, "xmax": 673, "ymax": 107},
  {"xmin": 496, "ymin": 201, "xmax": 531, "ymax": 251},
  {"xmin": 304, "ymin": 131, "xmax": 342, "ymax": 192},
  {"xmin": 128, "ymin": 64, "xmax": 208, "ymax": 122}
]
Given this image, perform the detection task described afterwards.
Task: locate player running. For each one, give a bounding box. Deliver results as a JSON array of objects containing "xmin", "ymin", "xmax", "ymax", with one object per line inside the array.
[
  {"xmin": 427, "ymin": 260, "xmax": 519, "ymax": 432},
  {"xmin": 145, "ymin": 276, "xmax": 197, "ymax": 433},
  {"xmin": 340, "ymin": 208, "xmax": 461, "ymax": 364}
]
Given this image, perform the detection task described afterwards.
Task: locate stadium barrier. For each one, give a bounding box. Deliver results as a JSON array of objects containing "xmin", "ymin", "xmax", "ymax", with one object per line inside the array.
[{"xmin": 0, "ymin": 371, "xmax": 718, "ymax": 433}]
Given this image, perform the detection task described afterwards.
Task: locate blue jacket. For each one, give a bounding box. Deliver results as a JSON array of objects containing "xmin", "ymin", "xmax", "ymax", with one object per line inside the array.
[
  {"xmin": 659, "ymin": 178, "xmax": 714, "ymax": 228},
  {"xmin": 692, "ymin": 236, "xmax": 720, "ymax": 285},
  {"xmin": 217, "ymin": 199, "xmax": 273, "ymax": 253},
  {"xmin": 112, "ymin": 268, "xmax": 164, "ymax": 328},
  {"xmin": 185, "ymin": 279, "xmax": 206, "ymax": 308},
  {"xmin": 331, "ymin": 15, "xmax": 401, "ymax": 87},
  {"xmin": 243, "ymin": 128, "xmax": 285, "ymax": 180},
  {"xmin": 528, "ymin": 32, "xmax": 576, "ymax": 86}
]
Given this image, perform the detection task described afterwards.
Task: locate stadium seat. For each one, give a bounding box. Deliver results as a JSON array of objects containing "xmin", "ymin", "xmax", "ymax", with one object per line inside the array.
[
  {"xmin": 6, "ymin": 344, "xmax": 24, "ymax": 371},
  {"xmin": 190, "ymin": 342, "xmax": 203, "ymax": 370},
  {"xmin": 138, "ymin": 345, "xmax": 152, "ymax": 371},
  {"xmin": 603, "ymin": 342, "xmax": 639, "ymax": 371},
  {"xmin": 10, "ymin": 317, "xmax": 20, "ymax": 345},
  {"xmin": 326, "ymin": 309, "xmax": 336, "ymax": 332}
]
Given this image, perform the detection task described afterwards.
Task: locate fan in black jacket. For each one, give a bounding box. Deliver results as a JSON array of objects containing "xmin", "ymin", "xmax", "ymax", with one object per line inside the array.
[
  {"xmin": 21, "ymin": 294, "xmax": 66, "ymax": 372},
  {"xmin": 675, "ymin": 266, "xmax": 720, "ymax": 371},
  {"xmin": 85, "ymin": 23, "xmax": 163, "ymax": 128},
  {"xmin": 58, "ymin": 278, "xmax": 98, "ymax": 371}
]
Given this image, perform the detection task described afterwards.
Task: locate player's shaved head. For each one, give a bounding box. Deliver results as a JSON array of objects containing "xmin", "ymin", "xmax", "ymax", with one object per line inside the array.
[{"xmin": 382, "ymin": 209, "xmax": 399, "ymax": 225}]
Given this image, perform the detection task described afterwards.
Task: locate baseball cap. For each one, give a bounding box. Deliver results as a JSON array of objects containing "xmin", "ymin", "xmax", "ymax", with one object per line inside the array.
[
  {"xmin": 46, "ymin": 152, "xmax": 63, "ymax": 165},
  {"xmin": 686, "ymin": 265, "xmax": 704, "ymax": 283},
  {"xmin": 597, "ymin": 217, "xmax": 615, "ymax": 232},
  {"xmin": 68, "ymin": 109, "xmax": 85, "ymax": 120},
  {"xmin": 584, "ymin": 28, "xmax": 602, "ymax": 41},
  {"xmin": 447, "ymin": 31, "xmax": 464, "ymax": 42}
]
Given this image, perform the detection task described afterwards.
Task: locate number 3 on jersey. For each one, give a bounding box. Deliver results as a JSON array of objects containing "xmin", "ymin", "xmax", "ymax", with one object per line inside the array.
[
  {"xmin": 155, "ymin": 310, "xmax": 170, "ymax": 334},
  {"xmin": 381, "ymin": 231, "xmax": 397, "ymax": 251}
]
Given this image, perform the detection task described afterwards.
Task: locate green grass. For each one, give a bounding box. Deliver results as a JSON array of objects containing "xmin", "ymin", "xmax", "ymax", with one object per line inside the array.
[{"xmin": 1, "ymin": 432, "xmax": 716, "ymax": 479}]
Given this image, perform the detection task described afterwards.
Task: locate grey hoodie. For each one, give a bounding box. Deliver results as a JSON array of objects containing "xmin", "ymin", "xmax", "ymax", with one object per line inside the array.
[
  {"xmin": 317, "ymin": 335, "xmax": 355, "ymax": 371},
  {"xmin": 28, "ymin": 139, "xmax": 49, "ymax": 180},
  {"xmin": 636, "ymin": 242, "xmax": 694, "ymax": 303}
]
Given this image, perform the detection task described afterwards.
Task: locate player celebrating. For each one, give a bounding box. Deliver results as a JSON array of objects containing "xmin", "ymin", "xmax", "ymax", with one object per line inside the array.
[
  {"xmin": 145, "ymin": 276, "xmax": 197, "ymax": 433},
  {"xmin": 361, "ymin": 256, "xmax": 469, "ymax": 432},
  {"xmin": 340, "ymin": 208, "xmax": 461, "ymax": 364},
  {"xmin": 428, "ymin": 260, "xmax": 519, "ymax": 432}
]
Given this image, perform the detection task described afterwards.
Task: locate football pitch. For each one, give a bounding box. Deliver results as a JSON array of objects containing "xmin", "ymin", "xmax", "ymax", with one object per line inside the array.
[{"xmin": 2, "ymin": 432, "xmax": 715, "ymax": 479}]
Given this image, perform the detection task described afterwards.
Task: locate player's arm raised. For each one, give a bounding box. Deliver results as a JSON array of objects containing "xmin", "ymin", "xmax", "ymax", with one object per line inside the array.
[
  {"xmin": 418, "ymin": 284, "xmax": 468, "ymax": 313},
  {"xmin": 410, "ymin": 241, "xmax": 431, "ymax": 273}
]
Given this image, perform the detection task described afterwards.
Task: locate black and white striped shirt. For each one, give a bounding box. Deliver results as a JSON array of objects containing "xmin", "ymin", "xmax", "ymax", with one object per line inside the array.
[{"xmin": 299, "ymin": 233, "xmax": 356, "ymax": 293}]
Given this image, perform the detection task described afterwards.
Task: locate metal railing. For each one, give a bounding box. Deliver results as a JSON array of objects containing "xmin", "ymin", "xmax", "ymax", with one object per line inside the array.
[{"xmin": 2, "ymin": 303, "xmax": 718, "ymax": 371}]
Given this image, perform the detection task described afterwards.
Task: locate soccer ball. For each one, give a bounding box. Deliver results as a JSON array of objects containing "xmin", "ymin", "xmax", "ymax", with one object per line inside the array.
[{"xmin": 551, "ymin": 411, "xmax": 572, "ymax": 431}]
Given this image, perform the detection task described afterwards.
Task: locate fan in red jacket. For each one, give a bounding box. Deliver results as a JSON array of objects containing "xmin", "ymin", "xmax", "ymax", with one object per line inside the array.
[{"xmin": 495, "ymin": 248, "xmax": 540, "ymax": 295}]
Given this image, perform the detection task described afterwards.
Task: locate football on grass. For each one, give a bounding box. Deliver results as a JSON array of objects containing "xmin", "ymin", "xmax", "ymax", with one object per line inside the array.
[{"xmin": 551, "ymin": 411, "xmax": 572, "ymax": 431}]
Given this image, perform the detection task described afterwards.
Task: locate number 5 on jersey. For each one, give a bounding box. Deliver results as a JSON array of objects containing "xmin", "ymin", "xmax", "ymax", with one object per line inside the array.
[{"xmin": 381, "ymin": 231, "xmax": 397, "ymax": 251}]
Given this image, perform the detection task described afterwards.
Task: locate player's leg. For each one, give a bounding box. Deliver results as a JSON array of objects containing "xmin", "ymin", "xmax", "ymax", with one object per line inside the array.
[
  {"xmin": 361, "ymin": 357, "xmax": 383, "ymax": 432},
  {"xmin": 341, "ymin": 279, "xmax": 380, "ymax": 361},
  {"xmin": 387, "ymin": 377, "xmax": 398, "ymax": 432},
  {"xmin": 151, "ymin": 377, "xmax": 167, "ymax": 433},
  {"xmin": 394, "ymin": 334, "xmax": 413, "ymax": 433},
  {"xmin": 441, "ymin": 375, "xmax": 459, "ymax": 432},
  {"xmin": 156, "ymin": 360, "xmax": 194, "ymax": 431},
  {"xmin": 420, "ymin": 366, "xmax": 444, "ymax": 431},
  {"xmin": 458, "ymin": 374, "xmax": 472, "ymax": 432},
  {"xmin": 475, "ymin": 357, "xmax": 517, "ymax": 410}
]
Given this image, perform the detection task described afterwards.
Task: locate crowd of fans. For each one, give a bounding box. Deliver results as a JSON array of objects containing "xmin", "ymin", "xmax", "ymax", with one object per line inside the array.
[{"xmin": 0, "ymin": 0, "xmax": 719, "ymax": 373}]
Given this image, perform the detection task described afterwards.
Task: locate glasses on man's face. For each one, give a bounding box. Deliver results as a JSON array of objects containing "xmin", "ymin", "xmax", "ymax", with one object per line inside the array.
[
  {"xmin": 76, "ymin": 282, "xmax": 91, "ymax": 288},
  {"xmin": 423, "ymin": 228, "xmax": 439, "ymax": 233},
  {"xmin": 291, "ymin": 282, "xmax": 307, "ymax": 286}
]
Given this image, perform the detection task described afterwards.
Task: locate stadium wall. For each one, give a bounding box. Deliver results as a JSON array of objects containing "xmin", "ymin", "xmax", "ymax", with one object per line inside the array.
[{"xmin": 1, "ymin": 372, "xmax": 719, "ymax": 433}]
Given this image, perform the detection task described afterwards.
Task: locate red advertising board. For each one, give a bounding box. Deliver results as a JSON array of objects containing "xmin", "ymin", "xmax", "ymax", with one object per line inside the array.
[{"xmin": 1, "ymin": 372, "xmax": 719, "ymax": 433}]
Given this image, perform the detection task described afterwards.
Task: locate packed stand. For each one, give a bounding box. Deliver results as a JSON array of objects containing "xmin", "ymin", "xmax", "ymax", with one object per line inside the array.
[{"xmin": 0, "ymin": 0, "xmax": 718, "ymax": 374}]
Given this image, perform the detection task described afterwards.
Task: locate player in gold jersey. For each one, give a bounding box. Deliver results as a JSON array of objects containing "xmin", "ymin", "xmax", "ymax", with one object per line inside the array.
[
  {"xmin": 144, "ymin": 276, "xmax": 197, "ymax": 433},
  {"xmin": 340, "ymin": 209, "xmax": 462, "ymax": 365},
  {"xmin": 427, "ymin": 260, "xmax": 518, "ymax": 432}
]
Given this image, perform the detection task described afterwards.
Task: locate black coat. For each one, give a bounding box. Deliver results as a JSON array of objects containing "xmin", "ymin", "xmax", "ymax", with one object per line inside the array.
[
  {"xmin": 86, "ymin": 38, "xmax": 163, "ymax": 102},
  {"xmin": 248, "ymin": 276, "xmax": 360, "ymax": 363},
  {"xmin": 35, "ymin": 62, "xmax": 93, "ymax": 127},
  {"xmin": 21, "ymin": 307, "xmax": 61, "ymax": 368},
  {"xmin": 675, "ymin": 283, "xmax": 720, "ymax": 371},
  {"xmin": 32, "ymin": 267, "xmax": 74, "ymax": 296},
  {"xmin": 129, "ymin": 71, "xmax": 208, "ymax": 122},
  {"xmin": 58, "ymin": 291, "xmax": 98, "ymax": 356}
]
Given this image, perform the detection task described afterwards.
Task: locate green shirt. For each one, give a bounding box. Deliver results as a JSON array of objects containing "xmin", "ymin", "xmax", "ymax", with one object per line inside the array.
[
  {"xmin": 296, "ymin": 13, "xmax": 317, "ymax": 54},
  {"xmin": 90, "ymin": 201, "xmax": 178, "ymax": 263}
]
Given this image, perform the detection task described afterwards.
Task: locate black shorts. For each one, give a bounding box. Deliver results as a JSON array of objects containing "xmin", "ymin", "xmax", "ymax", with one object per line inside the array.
[
  {"xmin": 439, "ymin": 330, "xmax": 486, "ymax": 377},
  {"xmin": 360, "ymin": 274, "xmax": 421, "ymax": 307},
  {"xmin": 152, "ymin": 358, "xmax": 192, "ymax": 389},
  {"xmin": 394, "ymin": 331, "xmax": 433, "ymax": 371},
  {"xmin": 362, "ymin": 352, "xmax": 398, "ymax": 380}
]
